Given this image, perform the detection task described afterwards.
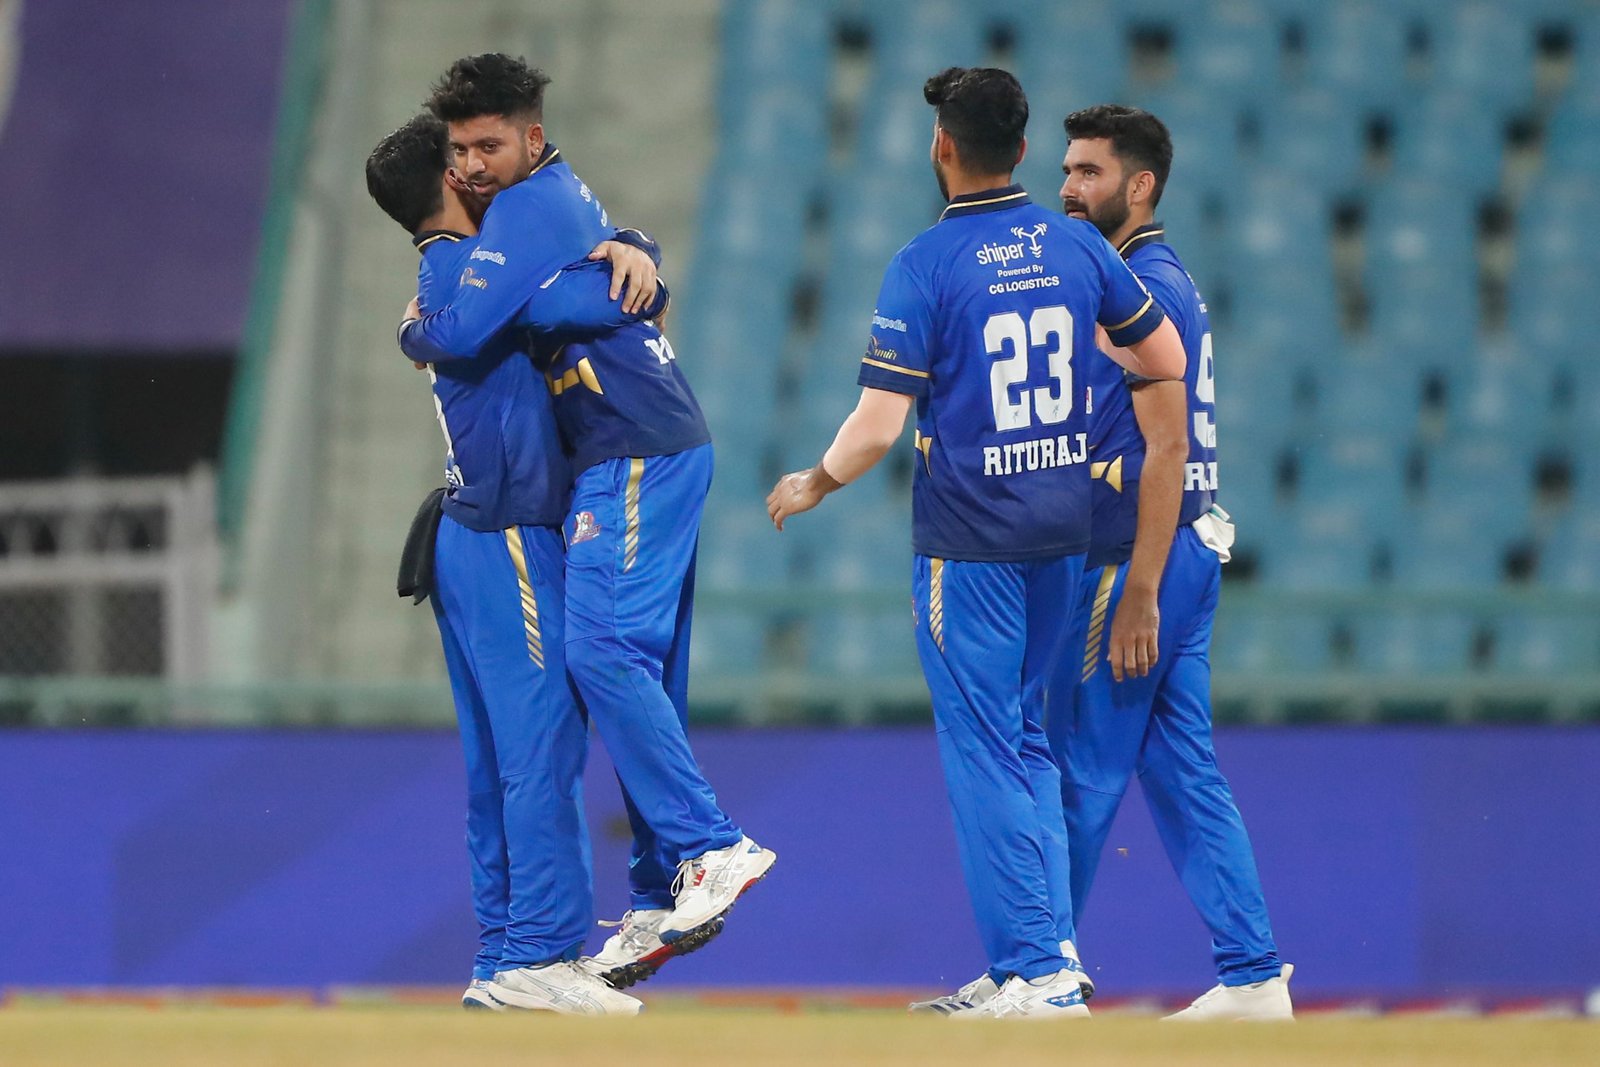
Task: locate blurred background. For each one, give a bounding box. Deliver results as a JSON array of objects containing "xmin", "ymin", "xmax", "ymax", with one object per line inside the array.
[{"xmin": 1, "ymin": 0, "xmax": 1597, "ymax": 1007}]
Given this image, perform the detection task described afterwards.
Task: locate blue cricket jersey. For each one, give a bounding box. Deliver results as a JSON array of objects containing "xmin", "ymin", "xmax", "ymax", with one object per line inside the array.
[
  {"xmin": 857, "ymin": 185, "xmax": 1166, "ymax": 563},
  {"xmin": 528, "ymin": 274, "xmax": 711, "ymax": 474},
  {"xmin": 1085, "ymin": 223, "xmax": 1218, "ymax": 568},
  {"xmin": 400, "ymin": 144, "xmax": 664, "ymax": 364},
  {"xmin": 415, "ymin": 230, "xmax": 571, "ymax": 532}
]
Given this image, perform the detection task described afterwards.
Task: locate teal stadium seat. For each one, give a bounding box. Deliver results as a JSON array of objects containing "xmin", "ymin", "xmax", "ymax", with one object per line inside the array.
[
  {"xmin": 1493, "ymin": 612, "xmax": 1600, "ymax": 673},
  {"xmin": 1211, "ymin": 610, "xmax": 1339, "ymax": 673},
  {"xmin": 1389, "ymin": 92, "xmax": 1506, "ymax": 198},
  {"xmin": 1352, "ymin": 611, "xmax": 1478, "ymax": 674},
  {"xmin": 1388, "ymin": 503, "xmax": 1511, "ymax": 589},
  {"xmin": 1302, "ymin": 1, "xmax": 1413, "ymax": 108}
]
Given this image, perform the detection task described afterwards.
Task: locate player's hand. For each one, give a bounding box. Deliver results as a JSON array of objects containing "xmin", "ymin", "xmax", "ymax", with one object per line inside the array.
[
  {"xmin": 766, "ymin": 470, "xmax": 827, "ymax": 532},
  {"xmin": 402, "ymin": 296, "xmax": 421, "ymax": 322},
  {"xmin": 589, "ymin": 240, "xmax": 659, "ymax": 315},
  {"xmin": 1107, "ymin": 585, "xmax": 1159, "ymax": 683}
]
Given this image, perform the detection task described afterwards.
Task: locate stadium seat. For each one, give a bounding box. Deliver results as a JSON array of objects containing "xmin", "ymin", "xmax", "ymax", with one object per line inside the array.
[
  {"xmin": 1173, "ymin": 0, "xmax": 1283, "ymax": 105},
  {"xmin": 1352, "ymin": 611, "xmax": 1479, "ymax": 675},
  {"xmin": 1445, "ymin": 354, "xmax": 1556, "ymax": 439},
  {"xmin": 1387, "ymin": 503, "xmax": 1514, "ymax": 589},
  {"xmin": 1302, "ymin": 0, "xmax": 1413, "ymax": 108},
  {"xmin": 1388, "ymin": 92, "xmax": 1506, "ymax": 198},
  {"xmin": 1493, "ymin": 611, "xmax": 1600, "ymax": 673},
  {"xmin": 1539, "ymin": 506, "xmax": 1600, "ymax": 592},
  {"xmin": 1211, "ymin": 609, "xmax": 1340, "ymax": 673},
  {"xmin": 1307, "ymin": 356, "xmax": 1425, "ymax": 440},
  {"xmin": 1252, "ymin": 89, "xmax": 1367, "ymax": 194},
  {"xmin": 1425, "ymin": 0, "xmax": 1537, "ymax": 110}
]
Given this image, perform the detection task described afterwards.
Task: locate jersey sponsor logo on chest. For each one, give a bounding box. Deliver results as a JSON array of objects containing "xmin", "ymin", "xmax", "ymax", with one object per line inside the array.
[
  {"xmin": 974, "ymin": 223, "xmax": 1049, "ymax": 268},
  {"xmin": 982, "ymin": 433, "xmax": 1089, "ymax": 477}
]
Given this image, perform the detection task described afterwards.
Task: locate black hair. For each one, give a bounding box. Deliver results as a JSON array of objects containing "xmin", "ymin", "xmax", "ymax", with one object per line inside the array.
[
  {"xmin": 923, "ymin": 66, "xmax": 1029, "ymax": 175},
  {"xmin": 429, "ymin": 53, "xmax": 551, "ymax": 124},
  {"xmin": 364, "ymin": 114, "xmax": 448, "ymax": 234},
  {"xmin": 1063, "ymin": 104, "xmax": 1174, "ymax": 207}
]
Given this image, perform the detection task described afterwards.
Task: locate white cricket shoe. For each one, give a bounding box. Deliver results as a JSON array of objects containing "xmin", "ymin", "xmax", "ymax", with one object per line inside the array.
[
  {"xmin": 461, "ymin": 978, "xmax": 505, "ymax": 1012},
  {"xmin": 579, "ymin": 908, "xmax": 727, "ymax": 989},
  {"xmin": 908, "ymin": 972, "xmax": 999, "ymax": 1015},
  {"xmin": 658, "ymin": 835, "xmax": 777, "ymax": 942},
  {"xmin": 1163, "ymin": 963, "xmax": 1295, "ymax": 1022},
  {"xmin": 490, "ymin": 961, "xmax": 644, "ymax": 1016},
  {"xmin": 951, "ymin": 968, "xmax": 1092, "ymax": 1020},
  {"xmin": 909, "ymin": 941, "xmax": 1093, "ymax": 1014}
]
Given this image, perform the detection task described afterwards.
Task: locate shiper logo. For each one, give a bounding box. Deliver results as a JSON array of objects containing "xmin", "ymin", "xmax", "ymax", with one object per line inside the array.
[{"xmin": 1011, "ymin": 223, "xmax": 1048, "ymax": 257}]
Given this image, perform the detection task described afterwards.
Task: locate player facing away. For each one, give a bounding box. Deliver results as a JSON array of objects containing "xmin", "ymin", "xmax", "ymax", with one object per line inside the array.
[
  {"xmin": 1051, "ymin": 104, "xmax": 1292, "ymax": 1021},
  {"xmin": 399, "ymin": 55, "xmax": 776, "ymax": 991},
  {"xmin": 768, "ymin": 68, "xmax": 1187, "ymax": 1020},
  {"xmin": 367, "ymin": 114, "xmax": 665, "ymax": 1016}
]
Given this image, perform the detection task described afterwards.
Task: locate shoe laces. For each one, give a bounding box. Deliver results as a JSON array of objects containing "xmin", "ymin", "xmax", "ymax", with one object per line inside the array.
[
  {"xmin": 597, "ymin": 910, "xmax": 658, "ymax": 953},
  {"xmin": 1186, "ymin": 983, "xmax": 1226, "ymax": 1010}
]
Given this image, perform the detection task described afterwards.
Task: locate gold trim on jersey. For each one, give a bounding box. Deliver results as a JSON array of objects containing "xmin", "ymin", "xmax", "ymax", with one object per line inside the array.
[
  {"xmin": 1081, "ymin": 564, "xmax": 1120, "ymax": 683},
  {"xmin": 503, "ymin": 527, "xmax": 546, "ymax": 670},
  {"xmin": 914, "ymin": 430, "xmax": 934, "ymax": 476},
  {"xmin": 1091, "ymin": 455, "xmax": 1125, "ymax": 494},
  {"xmin": 862, "ymin": 357, "xmax": 930, "ymax": 379},
  {"xmin": 939, "ymin": 190, "xmax": 1029, "ymax": 219},
  {"xmin": 1104, "ymin": 295, "xmax": 1155, "ymax": 333},
  {"xmin": 528, "ymin": 146, "xmax": 562, "ymax": 178},
  {"xmin": 929, "ymin": 558, "xmax": 946, "ymax": 652},
  {"xmin": 1116, "ymin": 227, "xmax": 1165, "ymax": 256},
  {"xmin": 623, "ymin": 458, "xmax": 645, "ymax": 572},
  {"xmin": 414, "ymin": 232, "xmax": 463, "ymax": 251},
  {"xmin": 547, "ymin": 357, "xmax": 604, "ymax": 396}
]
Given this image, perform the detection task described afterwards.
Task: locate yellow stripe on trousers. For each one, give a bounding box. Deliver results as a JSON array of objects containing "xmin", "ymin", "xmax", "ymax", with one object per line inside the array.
[
  {"xmin": 623, "ymin": 458, "xmax": 644, "ymax": 572},
  {"xmin": 503, "ymin": 527, "xmax": 545, "ymax": 669},
  {"xmin": 929, "ymin": 557, "xmax": 945, "ymax": 652},
  {"xmin": 1081, "ymin": 565, "xmax": 1120, "ymax": 683}
]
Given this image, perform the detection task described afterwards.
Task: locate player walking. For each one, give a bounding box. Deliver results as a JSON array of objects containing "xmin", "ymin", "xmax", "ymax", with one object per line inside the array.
[
  {"xmin": 1052, "ymin": 104, "xmax": 1292, "ymax": 1021},
  {"xmin": 768, "ymin": 69, "xmax": 1186, "ymax": 1020},
  {"xmin": 368, "ymin": 113, "xmax": 664, "ymax": 1015},
  {"xmin": 399, "ymin": 55, "xmax": 776, "ymax": 990}
]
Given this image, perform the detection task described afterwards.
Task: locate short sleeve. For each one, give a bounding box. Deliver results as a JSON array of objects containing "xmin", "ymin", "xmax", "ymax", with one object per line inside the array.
[
  {"xmin": 856, "ymin": 252, "xmax": 936, "ymax": 398},
  {"xmin": 1091, "ymin": 234, "xmax": 1165, "ymax": 348}
]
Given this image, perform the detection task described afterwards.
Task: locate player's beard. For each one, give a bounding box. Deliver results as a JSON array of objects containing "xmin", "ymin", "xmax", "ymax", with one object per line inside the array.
[
  {"xmin": 932, "ymin": 157, "xmax": 950, "ymax": 201},
  {"xmin": 1065, "ymin": 176, "xmax": 1132, "ymax": 239}
]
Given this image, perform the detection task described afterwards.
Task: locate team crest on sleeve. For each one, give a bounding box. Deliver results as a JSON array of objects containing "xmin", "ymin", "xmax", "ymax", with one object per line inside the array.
[{"xmin": 571, "ymin": 511, "xmax": 602, "ymax": 545}]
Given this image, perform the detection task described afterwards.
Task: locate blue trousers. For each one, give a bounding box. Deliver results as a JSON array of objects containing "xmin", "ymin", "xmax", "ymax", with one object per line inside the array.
[
  {"xmin": 914, "ymin": 553, "xmax": 1083, "ymax": 985},
  {"xmin": 1048, "ymin": 525, "xmax": 1281, "ymax": 985},
  {"xmin": 431, "ymin": 517, "xmax": 592, "ymax": 977},
  {"xmin": 564, "ymin": 444, "xmax": 742, "ymax": 910}
]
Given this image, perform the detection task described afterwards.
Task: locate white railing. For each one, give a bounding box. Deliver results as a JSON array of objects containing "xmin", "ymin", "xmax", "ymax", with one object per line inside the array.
[{"xmin": 0, "ymin": 470, "xmax": 217, "ymax": 680}]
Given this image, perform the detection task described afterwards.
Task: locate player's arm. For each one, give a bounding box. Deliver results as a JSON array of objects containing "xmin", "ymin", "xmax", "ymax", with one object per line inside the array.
[
  {"xmin": 768, "ymin": 251, "xmax": 931, "ymax": 530},
  {"xmin": 590, "ymin": 229, "xmax": 662, "ymax": 314},
  {"xmin": 518, "ymin": 259, "xmax": 670, "ymax": 335},
  {"xmin": 767, "ymin": 388, "xmax": 913, "ymax": 530},
  {"xmin": 399, "ymin": 184, "xmax": 624, "ymax": 362},
  {"xmin": 1092, "ymin": 231, "xmax": 1186, "ymax": 381},
  {"xmin": 1108, "ymin": 374, "xmax": 1188, "ymax": 681}
]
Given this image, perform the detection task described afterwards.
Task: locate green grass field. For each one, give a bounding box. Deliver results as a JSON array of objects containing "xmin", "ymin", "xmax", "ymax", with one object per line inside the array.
[{"xmin": 3, "ymin": 1006, "xmax": 1597, "ymax": 1067}]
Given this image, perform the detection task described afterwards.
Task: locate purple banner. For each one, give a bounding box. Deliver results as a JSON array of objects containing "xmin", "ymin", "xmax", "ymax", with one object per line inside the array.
[
  {"xmin": 0, "ymin": 1, "xmax": 291, "ymax": 351},
  {"xmin": 1, "ymin": 726, "xmax": 1597, "ymax": 995}
]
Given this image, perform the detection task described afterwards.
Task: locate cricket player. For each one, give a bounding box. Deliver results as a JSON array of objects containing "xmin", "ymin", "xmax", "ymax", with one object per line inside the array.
[
  {"xmin": 368, "ymin": 113, "xmax": 667, "ymax": 1015},
  {"xmin": 767, "ymin": 68, "xmax": 1186, "ymax": 1020},
  {"xmin": 399, "ymin": 55, "xmax": 776, "ymax": 990},
  {"xmin": 1051, "ymin": 104, "xmax": 1292, "ymax": 1021}
]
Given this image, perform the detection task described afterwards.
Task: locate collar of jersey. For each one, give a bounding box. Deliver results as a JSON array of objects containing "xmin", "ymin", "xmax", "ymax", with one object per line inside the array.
[
  {"xmin": 528, "ymin": 142, "xmax": 561, "ymax": 177},
  {"xmin": 939, "ymin": 183, "xmax": 1030, "ymax": 221},
  {"xmin": 413, "ymin": 229, "xmax": 468, "ymax": 251},
  {"xmin": 1116, "ymin": 222, "xmax": 1165, "ymax": 260}
]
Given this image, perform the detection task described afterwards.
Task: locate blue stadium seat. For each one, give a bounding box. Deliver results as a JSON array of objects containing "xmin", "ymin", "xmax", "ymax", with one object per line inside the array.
[
  {"xmin": 1173, "ymin": 0, "xmax": 1283, "ymax": 104},
  {"xmin": 1389, "ymin": 92, "xmax": 1505, "ymax": 198},
  {"xmin": 1425, "ymin": 1, "xmax": 1537, "ymax": 110},
  {"xmin": 1507, "ymin": 258, "xmax": 1600, "ymax": 360},
  {"xmin": 699, "ymin": 507, "xmax": 793, "ymax": 590},
  {"xmin": 1302, "ymin": 1, "xmax": 1413, "ymax": 107},
  {"xmin": 807, "ymin": 605, "xmax": 922, "ymax": 678},
  {"xmin": 1253, "ymin": 90, "xmax": 1367, "ymax": 194},
  {"xmin": 1258, "ymin": 514, "xmax": 1382, "ymax": 591},
  {"xmin": 1446, "ymin": 354, "xmax": 1556, "ymax": 438},
  {"xmin": 1387, "ymin": 503, "xmax": 1511, "ymax": 589},
  {"xmin": 1211, "ymin": 609, "xmax": 1340, "ymax": 673},
  {"xmin": 689, "ymin": 611, "xmax": 769, "ymax": 679},
  {"xmin": 1493, "ymin": 612, "xmax": 1600, "ymax": 673},
  {"xmin": 1540, "ymin": 504, "xmax": 1600, "ymax": 592},
  {"xmin": 1423, "ymin": 438, "xmax": 1537, "ymax": 526},
  {"xmin": 1351, "ymin": 611, "xmax": 1478, "ymax": 674},
  {"xmin": 1308, "ymin": 357, "xmax": 1424, "ymax": 440}
]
